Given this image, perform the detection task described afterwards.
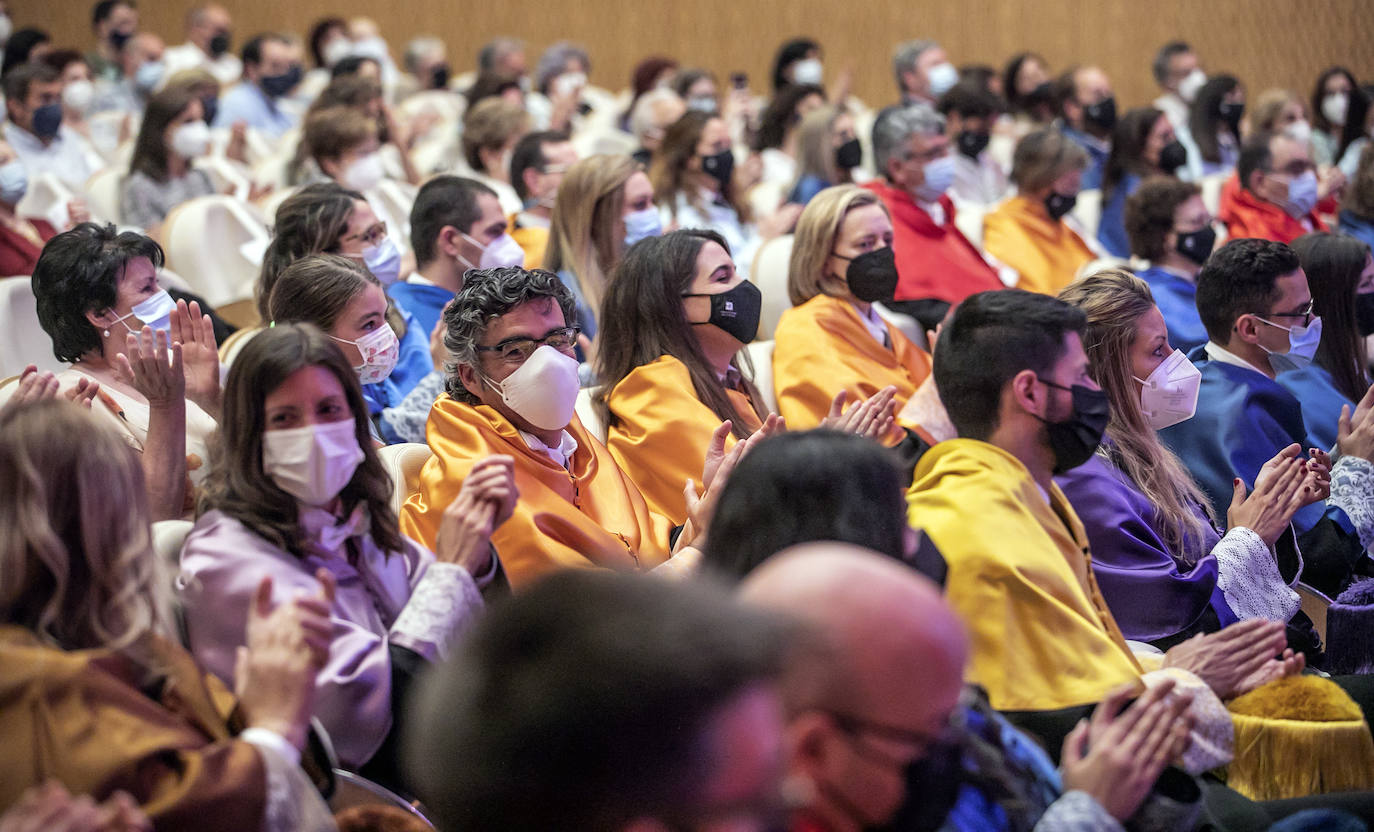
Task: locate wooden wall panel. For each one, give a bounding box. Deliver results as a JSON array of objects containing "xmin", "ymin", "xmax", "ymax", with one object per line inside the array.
[{"xmin": 23, "ymin": 0, "xmax": 1374, "ymax": 114}]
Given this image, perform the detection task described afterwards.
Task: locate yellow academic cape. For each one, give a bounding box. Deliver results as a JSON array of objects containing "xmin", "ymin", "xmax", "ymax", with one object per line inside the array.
[
  {"xmin": 400, "ymin": 398, "xmax": 674, "ymax": 589},
  {"xmin": 508, "ymin": 214, "xmax": 550, "ymax": 270},
  {"xmin": 907, "ymin": 439, "xmax": 1143, "ymax": 711},
  {"xmin": 606, "ymin": 355, "xmax": 765, "ymax": 525},
  {"xmin": 773, "ymin": 294, "xmax": 932, "ymax": 439},
  {"xmin": 982, "ymin": 195, "xmax": 1095, "ymax": 296}
]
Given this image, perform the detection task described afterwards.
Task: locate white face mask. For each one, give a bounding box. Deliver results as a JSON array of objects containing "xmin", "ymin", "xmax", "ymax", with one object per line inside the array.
[
  {"xmin": 484, "ymin": 344, "xmax": 579, "ymax": 431},
  {"xmin": 1133, "ymin": 348, "xmax": 1202, "ymax": 430},
  {"xmin": 322, "ymin": 37, "xmax": 354, "ymax": 68},
  {"xmin": 361, "ymin": 236, "xmax": 403, "ymax": 286},
  {"xmin": 1323, "ymin": 93, "xmax": 1350, "ymax": 127},
  {"xmin": 552, "ymin": 71, "xmax": 586, "ymax": 99},
  {"xmin": 926, "ymin": 61, "xmax": 959, "ymax": 98},
  {"xmin": 342, "ymin": 152, "xmax": 385, "ymax": 192},
  {"xmin": 110, "ymin": 289, "xmax": 176, "ymax": 334},
  {"xmin": 791, "ymin": 58, "xmax": 823, "ymax": 86},
  {"xmin": 171, "ymin": 120, "xmax": 211, "ymax": 159},
  {"xmin": 1178, "ymin": 69, "xmax": 1206, "ymax": 103},
  {"xmin": 1284, "ymin": 119, "xmax": 1312, "ymax": 146},
  {"xmin": 62, "ymin": 79, "xmax": 95, "ymax": 114},
  {"xmin": 460, "ymin": 231, "xmax": 526, "ymax": 270},
  {"xmin": 261, "ymin": 419, "xmax": 365, "ymax": 507},
  {"xmin": 0, "ymin": 14, "xmax": 12, "ymax": 46},
  {"xmin": 331, "ymin": 323, "xmax": 400, "ymax": 385}
]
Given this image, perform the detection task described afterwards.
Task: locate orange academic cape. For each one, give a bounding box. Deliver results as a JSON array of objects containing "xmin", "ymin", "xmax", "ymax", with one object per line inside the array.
[
  {"xmin": 606, "ymin": 355, "xmax": 765, "ymax": 525},
  {"xmin": 1217, "ymin": 176, "xmax": 1329, "ymax": 244},
  {"xmin": 400, "ymin": 398, "xmax": 675, "ymax": 589},
  {"xmin": 983, "ymin": 194, "xmax": 1095, "ymax": 296},
  {"xmin": 773, "ymin": 293, "xmax": 932, "ymax": 436},
  {"xmin": 0, "ymin": 627, "xmax": 268, "ymax": 829},
  {"xmin": 508, "ymin": 213, "xmax": 550, "ymax": 269}
]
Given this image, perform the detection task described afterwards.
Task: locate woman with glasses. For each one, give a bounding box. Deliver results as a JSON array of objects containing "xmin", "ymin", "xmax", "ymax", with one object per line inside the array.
[{"xmin": 256, "ymin": 183, "xmax": 433, "ymax": 441}]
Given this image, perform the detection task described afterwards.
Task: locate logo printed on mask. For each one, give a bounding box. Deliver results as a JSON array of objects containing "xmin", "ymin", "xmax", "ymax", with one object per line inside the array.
[
  {"xmin": 683, "ymin": 281, "xmax": 762, "ymax": 344},
  {"xmin": 701, "ymin": 148, "xmax": 735, "ymax": 193},
  {"xmin": 1133, "ymin": 349, "xmax": 1202, "ymax": 429},
  {"xmin": 1044, "ymin": 191, "xmax": 1077, "ymax": 221},
  {"xmin": 1175, "ymin": 225, "xmax": 1217, "ymax": 266},
  {"xmin": 261, "ymin": 419, "xmax": 365, "ymax": 507}
]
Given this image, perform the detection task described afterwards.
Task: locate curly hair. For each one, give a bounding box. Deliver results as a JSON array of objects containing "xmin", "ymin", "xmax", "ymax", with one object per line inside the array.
[
  {"xmin": 442, "ymin": 267, "xmax": 577, "ymax": 403},
  {"xmin": 1124, "ymin": 176, "xmax": 1201, "ymax": 261}
]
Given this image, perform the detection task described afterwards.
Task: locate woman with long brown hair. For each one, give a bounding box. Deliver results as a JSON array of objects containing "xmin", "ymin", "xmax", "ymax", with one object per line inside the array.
[
  {"xmin": 0, "ymin": 398, "xmax": 335, "ymax": 830},
  {"xmin": 120, "ymin": 82, "xmax": 216, "ymax": 235},
  {"xmin": 1056, "ymin": 269, "xmax": 1317, "ymax": 649},
  {"xmin": 180, "ymin": 322, "xmax": 514, "ymax": 787}
]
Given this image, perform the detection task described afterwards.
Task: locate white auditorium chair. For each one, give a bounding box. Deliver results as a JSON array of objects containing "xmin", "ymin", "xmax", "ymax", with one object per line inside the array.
[
  {"xmin": 377, "ymin": 443, "xmax": 434, "ymax": 515},
  {"xmin": 329, "ymin": 769, "xmax": 434, "ymax": 827},
  {"xmin": 83, "ymin": 167, "xmax": 124, "ymax": 225},
  {"xmin": 217, "ymin": 326, "xmax": 263, "ymax": 371},
  {"xmin": 740, "ymin": 339, "xmax": 778, "ymax": 414},
  {"xmin": 1070, "ymin": 188, "xmax": 1102, "ymax": 238},
  {"xmin": 1199, "ymin": 172, "xmax": 1229, "ymax": 217},
  {"xmin": 257, "ymin": 184, "xmax": 300, "ymax": 227},
  {"xmin": 747, "ymin": 180, "xmax": 786, "ymax": 225},
  {"xmin": 197, "ymin": 155, "xmax": 254, "ymax": 200},
  {"xmin": 0, "ymin": 276, "xmax": 64, "ymax": 377},
  {"xmin": 161, "ymin": 196, "xmax": 270, "ymax": 328},
  {"xmin": 873, "ymin": 303, "xmax": 924, "ymax": 346},
  {"xmin": 574, "ymin": 386, "xmax": 606, "ymax": 443},
  {"xmin": 16, "ymin": 173, "xmax": 77, "ymax": 230},
  {"xmin": 749, "ymin": 234, "xmax": 794, "ymax": 339},
  {"xmin": 371, "ymin": 180, "xmax": 420, "ymax": 244}
]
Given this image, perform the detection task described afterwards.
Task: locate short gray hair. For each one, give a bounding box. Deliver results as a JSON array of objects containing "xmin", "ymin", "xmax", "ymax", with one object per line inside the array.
[
  {"xmin": 477, "ymin": 37, "xmax": 524, "ymax": 72},
  {"xmin": 630, "ymin": 88, "xmax": 684, "ymax": 141},
  {"xmin": 442, "ymin": 267, "xmax": 577, "ymax": 403},
  {"xmin": 892, "ymin": 39, "xmax": 937, "ymax": 91},
  {"xmin": 871, "ymin": 103, "xmax": 946, "ymax": 175},
  {"xmin": 535, "ymin": 41, "xmax": 591, "ymax": 95},
  {"xmin": 404, "ymin": 37, "xmax": 445, "ymax": 74}
]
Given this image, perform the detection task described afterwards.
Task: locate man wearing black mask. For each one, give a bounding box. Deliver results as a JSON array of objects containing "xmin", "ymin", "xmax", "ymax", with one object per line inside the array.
[
  {"xmin": 1053, "ymin": 65, "xmax": 1116, "ymax": 190},
  {"xmin": 164, "ymin": 3, "xmax": 240, "ymax": 86},
  {"xmin": 397, "ymin": 36, "xmax": 451, "ymax": 99},
  {"xmin": 936, "ymin": 80, "xmax": 1009, "ymax": 206},
  {"xmin": 212, "ymin": 32, "xmax": 301, "ymax": 139},
  {"xmin": 86, "ymin": 0, "xmax": 138, "ymax": 83}
]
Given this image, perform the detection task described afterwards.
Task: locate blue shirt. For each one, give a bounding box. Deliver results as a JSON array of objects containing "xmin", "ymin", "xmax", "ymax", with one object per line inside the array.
[
  {"xmin": 1338, "ymin": 210, "xmax": 1374, "ymax": 252},
  {"xmin": 388, "ymin": 281, "xmax": 455, "ymax": 343},
  {"xmin": 1061, "ymin": 125, "xmax": 1108, "ymax": 191},
  {"xmin": 1096, "ymin": 172, "xmax": 1139, "ymax": 257},
  {"xmin": 1277, "ymin": 361, "xmax": 1356, "ymax": 453},
  {"xmin": 213, "ymin": 81, "xmax": 297, "ymax": 138},
  {"xmin": 788, "ymin": 174, "xmax": 832, "ymax": 206},
  {"xmin": 1137, "ymin": 265, "xmax": 1208, "ymax": 354},
  {"xmin": 363, "ymin": 306, "xmax": 435, "ymax": 444}
]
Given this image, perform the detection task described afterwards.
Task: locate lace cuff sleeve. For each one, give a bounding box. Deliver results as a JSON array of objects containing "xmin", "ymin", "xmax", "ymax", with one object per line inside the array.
[
  {"xmin": 243, "ymin": 738, "xmax": 336, "ymax": 832},
  {"xmin": 1213, "ymin": 527, "xmax": 1301, "ymax": 622},
  {"xmin": 1330, "ymin": 455, "xmax": 1374, "ymax": 552},
  {"xmin": 389, "ymin": 561, "xmax": 484, "ymax": 662},
  {"xmin": 1033, "ymin": 790, "xmax": 1124, "ymax": 832}
]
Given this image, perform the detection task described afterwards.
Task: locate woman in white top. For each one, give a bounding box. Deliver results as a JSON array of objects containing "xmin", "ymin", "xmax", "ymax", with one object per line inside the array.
[
  {"xmin": 31, "ymin": 222, "xmax": 221, "ymax": 520},
  {"xmin": 755, "ymin": 82, "xmax": 827, "ymax": 189},
  {"xmin": 650, "ymin": 110, "xmax": 798, "ymax": 278}
]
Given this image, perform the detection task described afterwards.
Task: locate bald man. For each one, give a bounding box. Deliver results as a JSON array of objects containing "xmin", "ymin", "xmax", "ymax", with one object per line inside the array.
[
  {"xmin": 164, "ymin": 3, "xmax": 241, "ymax": 85},
  {"xmin": 740, "ymin": 543, "xmax": 1199, "ymax": 832}
]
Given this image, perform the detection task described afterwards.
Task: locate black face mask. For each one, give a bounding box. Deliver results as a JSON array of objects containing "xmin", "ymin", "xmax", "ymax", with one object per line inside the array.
[
  {"xmin": 835, "ymin": 137, "xmax": 863, "ymax": 170},
  {"xmin": 1044, "ymin": 191, "xmax": 1076, "ymax": 221},
  {"xmin": 1034, "ymin": 379, "xmax": 1109, "ymax": 474},
  {"xmin": 1083, "ymin": 95, "xmax": 1117, "ymax": 132},
  {"xmin": 700, "ymin": 148, "xmax": 735, "ymax": 192},
  {"xmin": 1218, "ymin": 101, "xmax": 1245, "ymax": 132},
  {"xmin": 1159, "ymin": 140, "xmax": 1188, "ymax": 174},
  {"xmin": 109, "ymin": 29, "xmax": 132, "ymax": 51},
  {"xmin": 208, "ymin": 31, "xmax": 231, "ymax": 58},
  {"xmin": 1026, "ymin": 81, "xmax": 1053, "ymax": 105},
  {"xmin": 1175, "ymin": 225, "xmax": 1216, "ymax": 266},
  {"xmin": 834, "ymin": 246, "xmax": 898, "ymax": 303},
  {"xmin": 200, "ymin": 95, "xmax": 219, "ymax": 125},
  {"xmin": 1357, "ymin": 292, "xmax": 1374, "ymax": 338},
  {"xmin": 431, "ymin": 63, "xmax": 451, "ymax": 90},
  {"xmin": 683, "ymin": 280, "xmax": 761, "ymax": 344},
  {"xmin": 956, "ymin": 130, "xmax": 990, "ymax": 160},
  {"xmin": 259, "ymin": 63, "xmax": 303, "ymax": 99}
]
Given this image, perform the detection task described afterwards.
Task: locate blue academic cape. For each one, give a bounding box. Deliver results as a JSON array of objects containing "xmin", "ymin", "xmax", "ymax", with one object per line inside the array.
[
  {"xmin": 363, "ymin": 305, "xmax": 435, "ymax": 444},
  {"xmin": 1096, "ymin": 173, "xmax": 1138, "ymax": 258},
  {"xmin": 388, "ymin": 281, "xmax": 455, "ymax": 342},
  {"xmin": 1137, "ymin": 265, "xmax": 1208, "ymax": 354},
  {"xmin": 1277, "ymin": 362, "xmax": 1355, "ymax": 454}
]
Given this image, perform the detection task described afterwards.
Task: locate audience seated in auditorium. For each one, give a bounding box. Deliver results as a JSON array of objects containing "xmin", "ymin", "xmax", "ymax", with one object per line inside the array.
[
  {"xmin": 213, "ymin": 33, "xmax": 301, "ymax": 138},
  {"xmin": 863, "ymin": 103, "xmax": 1002, "ymax": 330},
  {"xmin": 1335, "ymin": 85, "xmax": 1374, "ymax": 181},
  {"xmin": 1097, "ymin": 106, "xmax": 1186, "ymax": 258},
  {"xmin": 120, "ymin": 84, "xmax": 217, "ymax": 235},
  {"xmin": 0, "ymin": 138, "xmax": 59, "ymax": 275},
  {"xmin": 1003, "ymin": 51, "xmax": 1055, "ymax": 128},
  {"xmin": 772, "ymin": 185, "xmax": 931, "ymax": 441},
  {"xmin": 1277, "ymin": 232, "xmax": 1374, "ymax": 451},
  {"xmin": 394, "ymin": 36, "xmax": 448, "ymax": 101},
  {"xmin": 1312, "ymin": 67, "xmax": 1357, "ymax": 167},
  {"xmin": 405, "ymin": 569, "xmax": 794, "ymax": 832},
  {"xmin": 506, "ymin": 129, "xmax": 576, "ymax": 269},
  {"xmin": 85, "ymin": 0, "xmax": 137, "ymax": 82},
  {"xmin": 181, "ymin": 323, "xmax": 506, "ymax": 787},
  {"xmin": 401, "ymin": 267, "xmax": 732, "ymax": 586},
  {"xmin": 628, "ymin": 86, "xmax": 686, "ymax": 169},
  {"xmin": 1124, "ymin": 177, "xmax": 1215, "ymax": 353},
  {"xmin": 1052, "ymin": 64, "xmax": 1116, "ymax": 190},
  {"xmin": 544, "ymin": 152, "xmax": 658, "ymax": 338},
  {"xmin": 754, "ymin": 82, "xmax": 827, "ymax": 190},
  {"xmin": 1057, "ymin": 270, "xmax": 1317, "ymax": 650},
  {"xmin": 982, "ymin": 128, "xmax": 1095, "ymax": 295},
  {"xmin": 1157, "ymin": 238, "xmax": 1374, "ymax": 596},
  {"xmin": 0, "ymin": 399, "xmax": 336, "ymax": 831}
]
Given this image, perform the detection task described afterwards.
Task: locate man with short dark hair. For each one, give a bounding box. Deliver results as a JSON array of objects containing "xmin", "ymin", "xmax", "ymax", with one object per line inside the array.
[
  {"xmin": 406, "ymin": 569, "xmax": 794, "ymax": 832},
  {"xmin": 1151, "ymin": 40, "xmax": 1204, "ymax": 132},
  {"xmin": 212, "ymin": 32, "xmax": 300, "ymax": 137},
  {"xmin": 1159, "ymin": 238, "xmax": 1374, "ymax": 594},
  {"xmin": 936, "ymin": 80, "xmax": 1008, "ymax": 206},
  {"xmin": 1218, "ymin": 130, "xmax": 1327, "ymax": 243},
  {"xmin": 164, "ymin": 3, "xmax": 240, "ymax": 86},
  {"xmin": 89, "ymin": 30, "xmax": 162, "ymax": 120},
  {"xmin": 1053, "ymin": 65, "xmax": 1115, "ymax": 190},
  {"xmin": 507, "ymin": 130, "xmax": 576, "ymax": 268},
  {"xmin": 3, "ymin": 63, "xmax": 103, "ymax": 192},
  {"xmin": 389, "ymin": 175, "xmax": 505, "ymax": 336},
  {"xmin": 86, "ymin": 0, "xmax": 137, "ymax": 82}
]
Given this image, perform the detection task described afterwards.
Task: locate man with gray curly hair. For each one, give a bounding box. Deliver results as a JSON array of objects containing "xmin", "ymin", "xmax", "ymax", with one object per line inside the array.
[{"xmin": 399, "ymin": 266, "xmax": 728, "ymax": 588}]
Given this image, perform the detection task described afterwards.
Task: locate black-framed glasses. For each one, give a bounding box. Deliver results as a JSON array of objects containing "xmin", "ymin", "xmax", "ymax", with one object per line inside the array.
[
  {"xmin": 475, "ymin": 325, "xmax": 581, "ymax": 363},
  {"xmin": 340, "ymin": 221, "xmax": 387, "ymax": 247},
  {"xmin": 1262, "ymin": 299, "xmax": 1316, "ymax": 327}
]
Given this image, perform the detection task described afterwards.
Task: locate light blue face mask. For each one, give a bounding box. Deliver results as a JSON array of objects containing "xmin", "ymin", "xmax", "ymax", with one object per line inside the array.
[
  {"xmin": 622, "ymin": 207, "xmax": 663, "ymax": 248},
  {"xmin": 914, "ymin": 154, "xmax": 957, "ymax": 202},
  {"xmin": 0, "ymin": 159, "xmax": 28, "ymax": 205},
  {"xmin": 1257, "ymin": 314, "xmax": 1322, "ymax": 374},
  {"xmin": 362, "ymin": 236, "xmax": 403, "ymax": 286},
  {"xmin": 110, "ymin": 289, "xmax": 176, "ymax": 334},
  {"xmin": 135, "ymin": 60, "xmax": 165, "ymax": 94}
]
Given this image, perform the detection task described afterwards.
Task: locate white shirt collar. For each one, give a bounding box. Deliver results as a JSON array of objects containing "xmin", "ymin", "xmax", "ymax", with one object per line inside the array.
[
  {"xmin": 517, "ymin": 428, "xmax": 579, "ymax": 468},
  {"xmin": 917, "ymin": 198, "xmax": 946, "ymax": 227},
  {"xmin": 515, "ymin": 210, "xmax": 551, "ymax": 229},
  {"xmin": 853, "ymin": 301, "xmax": 889, "ymax": 346},
  {"xmin": 406, "ymin": 271, "xmax": 435, "ymax": 286},
  {"xmin": 1205, "ymin": 341, "xmax": 1270, "ymax": 377}
]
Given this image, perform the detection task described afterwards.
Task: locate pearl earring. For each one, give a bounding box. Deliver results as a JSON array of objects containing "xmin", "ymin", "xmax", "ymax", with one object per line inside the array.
[{"xmin": 103, "ymin": 328, "xmax": 111, "ymax": 338}]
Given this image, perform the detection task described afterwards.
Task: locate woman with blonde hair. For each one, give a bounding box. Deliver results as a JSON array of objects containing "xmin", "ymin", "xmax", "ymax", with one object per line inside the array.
[
  {"xmin": 543, "ymin": 152, "xmax": 660, "ymax": 338},
  {"xmin": 773, "ymin": 184, "xmax": 931, "ymax": 442},
  {"xmin": 460, "ymin": 97, "xmax": 530, "ymax": 214},
  {"xmin": 0, "ymin": 399, "xmax": 335, "ymax": 830},
  {"xmin": 787, "ymin": 105, "xmax": 861, "ymax": 205},
  {"xmin": 1055, "ymin": 269, "xmax": 1318, "ymax": 648}
]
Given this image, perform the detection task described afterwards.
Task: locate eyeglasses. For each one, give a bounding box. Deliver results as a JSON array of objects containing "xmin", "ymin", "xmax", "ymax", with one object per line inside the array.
[
  {"xmin": 1260, "ymin": 299, "xmax": 1316, "ymax": 328},
  {"xmin": 341, "ymin": 221, "xmax": 388, "ymax": 247},
  {"xmin": 475, "ymin": 325, "xmax": 581, "ymax": 363}
]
